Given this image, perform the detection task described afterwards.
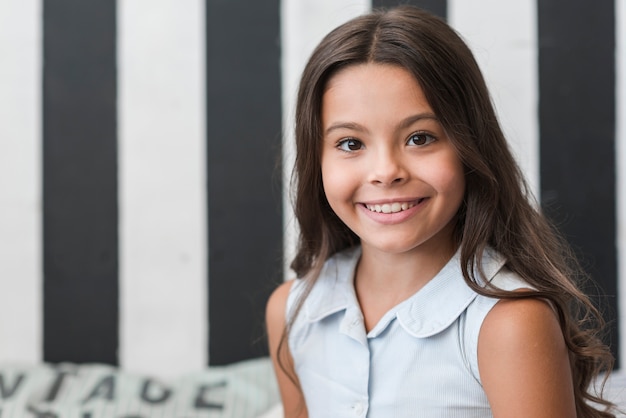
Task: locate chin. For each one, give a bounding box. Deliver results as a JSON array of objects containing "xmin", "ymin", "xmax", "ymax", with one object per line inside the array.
[
  {"xmin": 361, "ymin": 240, "xmax": 424, "ymax": 255},
  {"xmin": 360, "ymin": 230, "xmax": 455, "ymax": 257}
]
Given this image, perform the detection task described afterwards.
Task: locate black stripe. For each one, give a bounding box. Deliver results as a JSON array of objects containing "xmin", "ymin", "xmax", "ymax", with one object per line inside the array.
[
  {"xmin": 538, "ymin": 1, "xmax": 618, "ymax": 364},
  {"xmin": 43, "ymin": 0, "xmax": 118, "ymax": 365},
  {"xmin": 372, "ymin": 0, "xmax": 447, "ymax": 19},
  {"xmin": 206, "ymin": 0, "xmax": 283, "ymax": 365}
]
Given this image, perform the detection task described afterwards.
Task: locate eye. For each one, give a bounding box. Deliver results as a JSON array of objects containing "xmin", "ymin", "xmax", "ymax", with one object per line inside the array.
[
  {"xmin": 337, "ymin": 138, "xmax": 364, "ymax": 152},
  {"xmin": 407, "ymin": 132, "xmax": 436, "ymax": 146}
]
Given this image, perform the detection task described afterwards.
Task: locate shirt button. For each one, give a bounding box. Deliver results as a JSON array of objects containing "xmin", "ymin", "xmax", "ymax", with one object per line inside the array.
[{"xmin": 354, "ymin": 402, "xmax": 364, "ymax": 415}]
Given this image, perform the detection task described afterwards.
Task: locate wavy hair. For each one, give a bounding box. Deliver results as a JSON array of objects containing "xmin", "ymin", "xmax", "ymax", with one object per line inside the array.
[{"xmin": 280, "ymin": 5, "xmax": 615, "ymax": 416}]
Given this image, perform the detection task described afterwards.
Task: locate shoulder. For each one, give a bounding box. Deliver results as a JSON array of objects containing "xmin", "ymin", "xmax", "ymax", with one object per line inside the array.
[
  {"xmin": 478, "ymin": 296, "xmax": 576, "ymax": 417},
  {"xmin": 266, "ymin": 280, "xmax": 296, "ymax": 330},
  {"xmin": 479, "ymin": 297, "xmax": 563, "ymax": 354},
  {"xmin": 266, "ymin": 280, "xmax": 309, "ymax": 418}
]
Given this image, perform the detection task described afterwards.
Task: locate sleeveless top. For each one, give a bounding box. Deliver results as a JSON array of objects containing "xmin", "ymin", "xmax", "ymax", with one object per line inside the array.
[{"xmin": 286, "ymin": 246, "xmax": 528, "ymax": 418}]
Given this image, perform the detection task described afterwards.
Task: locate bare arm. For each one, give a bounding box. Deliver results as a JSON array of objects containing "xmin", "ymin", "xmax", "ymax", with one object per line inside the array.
[
  {"xmin": 478, "ymin": 297, "xmax": 576, "ymax": 417},
  {"xmin": 266, "ymin": 280, "xmax": 308, "ymax": 418}
]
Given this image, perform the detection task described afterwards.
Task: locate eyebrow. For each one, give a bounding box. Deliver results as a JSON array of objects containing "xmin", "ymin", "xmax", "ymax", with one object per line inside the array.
[
  {"xmin": 324, "ymin": 112, "xmax": 439, "ymax": 136},
  {"xmin": 397, "ymin": 113, "xmax": 439, "ymax": 130},
  {"xmin": 324, "ymin": 122, "xmax": 368, "ymax": 136}
]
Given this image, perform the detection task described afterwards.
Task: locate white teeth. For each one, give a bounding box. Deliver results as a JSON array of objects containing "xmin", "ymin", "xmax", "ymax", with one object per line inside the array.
[{"xmin": 366, "ymin": 202, "xmax": 416, "ymax": 213}]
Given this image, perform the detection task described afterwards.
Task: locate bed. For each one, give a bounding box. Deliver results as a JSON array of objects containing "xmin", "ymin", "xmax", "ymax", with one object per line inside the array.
[
  {"xmin": 0, "ymin": 357, "xmax": 281, "ymax": 418},
  {"xmin": 3, "ymin": 359, "xmax": 626, "ymax": 417}
]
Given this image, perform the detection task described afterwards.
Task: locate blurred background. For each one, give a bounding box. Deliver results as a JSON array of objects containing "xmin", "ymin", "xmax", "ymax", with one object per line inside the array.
[{"xmin": 0, "ymin": 0, "xmax": 624, "ymax": 379}]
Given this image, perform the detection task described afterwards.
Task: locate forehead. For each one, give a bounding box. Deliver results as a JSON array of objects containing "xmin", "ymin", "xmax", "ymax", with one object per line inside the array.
[
  {"xmin": 324, "ymin": 63, "xmax": 421, "ymax": 93},
  {"xmin": 321, "ymin": 63, "xmax": 434, "ymax": 128}
]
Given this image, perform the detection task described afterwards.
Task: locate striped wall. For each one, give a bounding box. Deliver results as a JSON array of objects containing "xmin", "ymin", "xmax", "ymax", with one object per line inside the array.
[
  {"xmin": 205, "ymin": 0, "xmax": 283, "ymax": 367},
  {"xmin": 618, "ymin": 0, "xmax": 626, "ymax": 370},
  {"xmin": 0, "ymin": 0, "xmax": 42, "ymax": 364},
  {"xmin": 0, "ymin": 0, "xmax": 623, "ymax": 378},
  {"xmin": 537, "ymin": 0, "xmax": 619, "ymax": 363},
  {"xmin": 118, "ymin": 0, "xmax": 207, "ymax": 377},
  {"xmin": 43, "ymin": 0, "xmax": 119, "ymax": 367}
]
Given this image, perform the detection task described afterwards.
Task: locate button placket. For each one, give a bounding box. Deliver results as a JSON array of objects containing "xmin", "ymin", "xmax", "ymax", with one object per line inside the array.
[{"xmin": 353, "ymin": 401, "xmax": 365, "ymax": 416}]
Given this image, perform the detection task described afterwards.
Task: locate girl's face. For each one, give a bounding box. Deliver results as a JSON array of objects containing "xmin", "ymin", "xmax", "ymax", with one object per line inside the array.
[{"xmin": 320, "ymin": 63, "xmax": 465, "ymax": 258}]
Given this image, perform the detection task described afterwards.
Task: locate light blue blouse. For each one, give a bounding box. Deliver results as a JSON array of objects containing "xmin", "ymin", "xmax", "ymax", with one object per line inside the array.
[{"xmin": 287, "ymin": 246, "xmax": 527, "ymax": 418}]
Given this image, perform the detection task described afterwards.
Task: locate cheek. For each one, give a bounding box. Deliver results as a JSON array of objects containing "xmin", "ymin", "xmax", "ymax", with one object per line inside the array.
[
  {"xmin": 321, "ymin": 164, "xmax": 345, "ymax": 201},
  {"xmin": 321, "ymin": 157, "xmax": 335, "ymax": 194},
  {"xmin": 321, "ymin": 160, "xmax": 358, "ymax": 211},
  {"xmin": 429, "ymin": 155, "xmax": 466, "ymax": 199}
]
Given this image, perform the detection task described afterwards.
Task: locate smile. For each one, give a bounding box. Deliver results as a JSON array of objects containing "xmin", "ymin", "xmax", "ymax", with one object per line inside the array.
[{"xmin": 364, "ymin": 200, "xmax": 422, "ymax": 214}]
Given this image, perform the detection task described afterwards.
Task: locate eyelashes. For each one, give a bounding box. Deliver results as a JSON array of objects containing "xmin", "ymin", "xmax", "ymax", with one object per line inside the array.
[
  {"xmin": 407, "ymin": 132, "xmax": 436, "ymax": 146},
  {"xmin": 336, "ymin": 138, "xmax": 364, "ymax": 152},
  {"xmin": 334, "ymin": 131, "xmax": 437, "ymax": 152}
]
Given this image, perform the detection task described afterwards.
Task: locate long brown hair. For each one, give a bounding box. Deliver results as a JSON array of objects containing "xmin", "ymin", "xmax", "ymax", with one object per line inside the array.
[{"xmin": 282, "ymin": 5, "xmax": 615, "ymax": 416}]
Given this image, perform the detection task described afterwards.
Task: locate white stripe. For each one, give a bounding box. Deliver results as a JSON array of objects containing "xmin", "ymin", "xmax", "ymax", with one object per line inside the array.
[
  {"xmin": 118, "ymin": 0, "xmax": 207, "ymax": 378},
  {"xmin": 616, "ymin": 0, "xmax": 626, "ymax": 369},
  {"xmin": 0, "ymin": 0, "xmax": 42, "ymax": 363},
  {"xmin": 281, "ymin": 0, "xmax": 371, "ymax": 279},
  {"xmin": 449, "ymin": 0, "xmax": 540, "ymax": 198}
]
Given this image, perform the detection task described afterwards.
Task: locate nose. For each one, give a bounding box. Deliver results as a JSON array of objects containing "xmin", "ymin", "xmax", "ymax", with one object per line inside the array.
[{"xmin": 368, "ymin": 148, "xmax": 408, "ymax": 186}]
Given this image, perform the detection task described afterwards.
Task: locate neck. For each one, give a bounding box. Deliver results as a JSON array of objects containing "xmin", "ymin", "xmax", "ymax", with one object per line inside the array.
[
  {"xmin": 357, "ymin": 242, "xmax": 455, "ymax": 293},
  {"xmin": 354, "ymin": 239, "xmax": 457, "ymax": 332}
]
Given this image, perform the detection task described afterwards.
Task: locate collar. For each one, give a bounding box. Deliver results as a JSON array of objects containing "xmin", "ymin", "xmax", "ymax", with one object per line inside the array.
[
  {"xmin": 301, "ymin": 246, "xmax": 362, "ymax": 322},
  {"xmin": 300, "ymin": 246, "xmax": 506, "ymax": 339}
]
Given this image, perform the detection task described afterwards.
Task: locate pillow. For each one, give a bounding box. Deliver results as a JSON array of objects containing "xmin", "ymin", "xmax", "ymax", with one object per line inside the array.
[
  {"xmin": 0, "ymin": 357, "xmax": 279, "ymax": 418},
  {"xmin": 5, "ymin": 361, "xmax": 624, "ymax": 417}
]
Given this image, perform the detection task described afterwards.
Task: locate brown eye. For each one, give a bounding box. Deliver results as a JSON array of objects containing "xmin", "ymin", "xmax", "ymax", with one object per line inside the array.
[
  {"xmin": 337, "ymin": 138, "xmax": 363, "ymax": 152},
  {"xmin": 407, "ymin": 133, "xmax": 435, "ymax": 146}
]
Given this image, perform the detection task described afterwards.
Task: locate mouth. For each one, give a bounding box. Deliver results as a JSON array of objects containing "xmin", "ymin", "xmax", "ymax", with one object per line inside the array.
[{"xmin": 364, "ymin": 198, "xmax": 425, "ymax": 214}]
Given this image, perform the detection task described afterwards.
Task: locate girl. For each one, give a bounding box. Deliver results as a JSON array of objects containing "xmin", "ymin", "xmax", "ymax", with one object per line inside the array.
[{"xmin": 266, "ymin": 5, "xmax": 615, "ymax": 417}]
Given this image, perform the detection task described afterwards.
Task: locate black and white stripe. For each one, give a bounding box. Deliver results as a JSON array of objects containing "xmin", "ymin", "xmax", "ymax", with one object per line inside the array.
[
  {"xmin": 117, "ymin": 0, "xmax": 208, "ymax": 377},
  {"xmin": 538, "ymin": 0, "xmax": 619, "ymax": 363},
  {"xmin": 43, "ymin": 0, "xmax": 119, "ymax": 366},
  {"xmin": 205, "ymin": 0, "xmax": 283, "ymax": 366},
  {"xmin": 0, "ymin": 0, "xmax": 42, "ymax": 364},
  {"xmin": 0, "ymin": 0, "xmax": 622, "ymax": 377},
  {"xmin": 619, "ymin": 0, "xmax": 626, "ymax": 373}
]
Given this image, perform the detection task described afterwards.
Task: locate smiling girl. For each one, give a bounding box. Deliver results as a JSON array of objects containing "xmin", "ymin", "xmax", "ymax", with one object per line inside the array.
[{"xmin": 266, "ymin": 5, "xmax": 615, "ymax": 417}]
